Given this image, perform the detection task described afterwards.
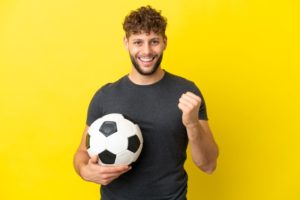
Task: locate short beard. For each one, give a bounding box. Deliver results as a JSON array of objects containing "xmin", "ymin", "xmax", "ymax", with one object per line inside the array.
[{"xmin": 129, "ymin": 54, "xmax": 163, "ymax": 76}]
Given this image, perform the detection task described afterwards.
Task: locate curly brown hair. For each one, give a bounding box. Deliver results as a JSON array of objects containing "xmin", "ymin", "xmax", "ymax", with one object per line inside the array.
[{"xmin": 123, "ymin": 5, "xmax": 167, "ymax": 38}]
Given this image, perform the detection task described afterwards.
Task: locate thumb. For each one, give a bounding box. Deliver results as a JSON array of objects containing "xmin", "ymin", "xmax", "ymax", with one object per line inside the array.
[{"xmin": 90, "ymin": 155, "xmax": 99, "ymax": 164}]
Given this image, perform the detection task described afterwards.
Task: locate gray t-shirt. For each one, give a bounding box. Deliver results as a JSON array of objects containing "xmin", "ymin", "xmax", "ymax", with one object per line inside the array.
[{"xmin": 86, "ymin": 71, "xmax": 208, "ymax": 200}]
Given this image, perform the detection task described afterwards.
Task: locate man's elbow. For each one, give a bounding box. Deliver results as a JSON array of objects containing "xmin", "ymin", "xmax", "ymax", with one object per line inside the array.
[
  {"xmin": 196, "ymin": 160, "xmax": 217, "ymax": 174},
  {"xmin": 200, "ymin": 163, "xmax": 217, "ymax": 174},
  {"xmin": 194, "ymin": 147, "xmax": 219, "ymax": 174}
]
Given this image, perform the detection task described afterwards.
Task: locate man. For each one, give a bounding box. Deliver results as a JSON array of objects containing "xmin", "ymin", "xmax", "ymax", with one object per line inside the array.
[{"xmin": 74, "ymin": 5, "xmax": 219, "ymax": 200}]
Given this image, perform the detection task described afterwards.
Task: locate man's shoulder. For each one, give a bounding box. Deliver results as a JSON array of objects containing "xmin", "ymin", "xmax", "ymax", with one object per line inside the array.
[
  {"xmin": 165, "ymin": 71, "xmax": 195, "ymax": 86},
  {"xmin": 97, "ymin": 75, "xmax": 128, "ymax": 92}
]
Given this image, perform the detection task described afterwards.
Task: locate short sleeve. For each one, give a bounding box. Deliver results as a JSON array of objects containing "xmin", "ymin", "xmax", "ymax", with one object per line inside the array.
[
  {"xmin": 86, "ymin": 88, "xmax": 104, "ymax": 126},
  {"xmin": 191, "ymin": 83, "xmax": 208, "ymax": 120}
]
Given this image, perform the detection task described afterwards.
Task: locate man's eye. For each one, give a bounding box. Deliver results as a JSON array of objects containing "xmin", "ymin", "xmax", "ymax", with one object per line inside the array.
[
  {"xmin": 134, "ymin": 41, "xmax": 142, "ymax": 45},
  {"xmin": 151, "ymin": 40, "xmax": 159, "ymax": 44}
]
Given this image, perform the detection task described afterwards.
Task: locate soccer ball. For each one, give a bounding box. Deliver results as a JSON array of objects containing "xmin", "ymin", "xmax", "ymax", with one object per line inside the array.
[{"xmin": 86, "ymin": 113, "xmax": 143, "ymax": 165}]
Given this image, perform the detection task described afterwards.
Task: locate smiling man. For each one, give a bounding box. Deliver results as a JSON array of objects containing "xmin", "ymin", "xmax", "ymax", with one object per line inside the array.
[
  {"xmin": 74, "ymin": 5, "xmax": 219, "ymax": 200},
  {"xmin": 126, "ymin": 31, "xmax": 165, "ymax": 76}
]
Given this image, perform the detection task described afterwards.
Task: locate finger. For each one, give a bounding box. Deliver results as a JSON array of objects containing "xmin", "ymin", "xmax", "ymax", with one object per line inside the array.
[
  {"xmin": 178, "ymin": 102, "xmax": 190, "ymax": 112},
  {"xmin": 185, "ymin": 92, "xmax": 201, "ymax": 102},
  {"xmin": 100, "ymin": 165, "xmax": 131, "ymax": 174},
  {"xmin": 101, "ymin": 168, "xmax": 131, "ymax": 180},
  {"xmin": 185, "ymin": 91, "xmax": 201, "ymax": 100},
  {"xmin": 101, "ymin": 174, "xmax": 121, "ymax": 185},
  {"xmin": 179, "ymin": 97, "xmax": 194, "ymax": 109},
  {"xmin": 98, "ymin": 168, "xmax": 131, "ymax": 184},
  {"xmin": 180, "ymin": 94, "xmax": 199, "ymax": 106}
]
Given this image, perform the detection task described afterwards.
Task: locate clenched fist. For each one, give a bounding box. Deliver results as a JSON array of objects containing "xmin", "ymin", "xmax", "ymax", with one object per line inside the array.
[{"xmin": 178, "ymin": 91, "xmax": 201, "ymax": 128}]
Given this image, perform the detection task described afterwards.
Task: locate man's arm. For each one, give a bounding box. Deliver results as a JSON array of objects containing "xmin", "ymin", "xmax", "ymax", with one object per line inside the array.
[
  {"xmin": 178, "ymin": 92, "xmax": 219, "ymax": 174},
  {"xmin": 73, "ymin": 126, "xmax": 131, "ymax": 185},
  {"xmin": 186, "ymin": 120, "xmax": 219, "ymax": 174},
  {"xmin": 73, "ymin": 126, "xmax": 90, "ymax": 175}
]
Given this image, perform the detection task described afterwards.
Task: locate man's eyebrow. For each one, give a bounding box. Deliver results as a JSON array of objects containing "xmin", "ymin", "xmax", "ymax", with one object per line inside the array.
[
  {"xmin": 132, "ymin": 38, "xmax": 143, "ymax": 41},
  {"xmin": 150, "ymin": 37, "xmax": 160, "ymax": 40},
  {"xmin": 131, "ymin": 37, "xmax": 160, "ymax": 42}
]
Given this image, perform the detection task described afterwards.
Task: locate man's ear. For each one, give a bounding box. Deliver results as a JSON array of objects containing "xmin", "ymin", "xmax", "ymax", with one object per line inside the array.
[
  {"xmin": 123, "ymin": 36, "xmax": 129, "ymax": 50},
  {"xmin": 163, "ymin": 36, "xmax": 167, "ymax": 50}
]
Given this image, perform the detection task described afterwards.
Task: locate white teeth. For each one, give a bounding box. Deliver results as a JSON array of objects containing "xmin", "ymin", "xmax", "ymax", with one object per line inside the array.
[{"xmin": 139, "ymin": 57, "xmax": 154, "ymax": 62}]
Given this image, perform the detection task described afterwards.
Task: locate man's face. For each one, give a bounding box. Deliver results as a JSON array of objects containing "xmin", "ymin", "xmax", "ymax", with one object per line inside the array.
[{"xmin": 124, "ymin": 31, "xmax": 167, "ymax": 76}]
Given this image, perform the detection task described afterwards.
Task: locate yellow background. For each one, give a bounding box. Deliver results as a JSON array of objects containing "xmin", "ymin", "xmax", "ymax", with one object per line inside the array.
[{"xmin": 0, "ymin": 0, "xmax": 299, "ymax": 199}]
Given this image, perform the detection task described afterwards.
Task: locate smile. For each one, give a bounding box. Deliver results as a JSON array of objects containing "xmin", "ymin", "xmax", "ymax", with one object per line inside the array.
[{"xmin": 138, "ymin": 56, "xmax": 156, "ymax": 62}]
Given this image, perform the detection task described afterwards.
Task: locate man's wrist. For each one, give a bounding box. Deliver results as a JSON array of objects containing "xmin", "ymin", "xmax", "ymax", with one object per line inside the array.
[
  {"xmin": 185, "ymin": 121, "xmax": 201, "ymax": 130},
  {"xmin": 186, "ymin": 121, "xmax": 203, "ymax": 140}
]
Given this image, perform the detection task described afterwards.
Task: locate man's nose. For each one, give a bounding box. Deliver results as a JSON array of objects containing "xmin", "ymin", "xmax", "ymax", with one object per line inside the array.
[{"xmin": 142, "ymin": 43, "xmax": 151, "ymax": 55}]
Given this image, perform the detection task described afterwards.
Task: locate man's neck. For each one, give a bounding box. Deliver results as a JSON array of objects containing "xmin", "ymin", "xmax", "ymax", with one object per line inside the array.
[{"xmin": 128, "ymin": 68, "xmax": 165, "ymax": 85}]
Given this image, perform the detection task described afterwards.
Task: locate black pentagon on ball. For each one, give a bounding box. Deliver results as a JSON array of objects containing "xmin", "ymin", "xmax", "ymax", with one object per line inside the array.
[
  {"xmin": 99, "ymin": 121, "xmax": 117, "ymax": 137},
  {"xmin": 128, "ymin": 135, "xmax": 141, "ymax": 153},
  {"xmin": 98, "ymin": 150, "xmax": 116, "ymax": 164}
]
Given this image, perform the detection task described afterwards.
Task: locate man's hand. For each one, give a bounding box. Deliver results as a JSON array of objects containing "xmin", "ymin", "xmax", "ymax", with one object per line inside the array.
[
  {"xmin": 178, "ymin": 91, "xmax": 201, "ymax": 128},
  {"xmin": 80, "ymin": 155, "xmax": 132, "ymax": 185}
]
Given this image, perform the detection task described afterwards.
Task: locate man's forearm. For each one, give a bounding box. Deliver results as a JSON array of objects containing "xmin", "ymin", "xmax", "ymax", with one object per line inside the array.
[
  {"xmin": 73, "ymin": 150, "xmax": 90, "ymax": 176},
  {"xmin": 186, "ymin": 122, "xmax": 219, "ymax": 174}
]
